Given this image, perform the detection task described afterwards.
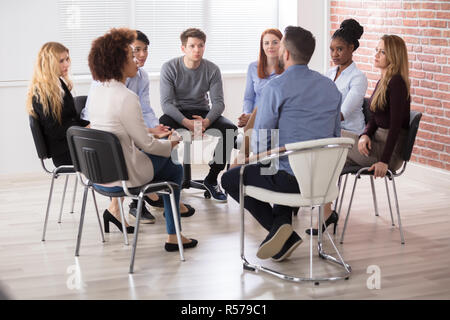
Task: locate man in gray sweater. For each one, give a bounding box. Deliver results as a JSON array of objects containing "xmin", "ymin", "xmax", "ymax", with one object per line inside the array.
[{"xmin": 160, "ymin": 28, "xmax": 237, "ymax": 202}]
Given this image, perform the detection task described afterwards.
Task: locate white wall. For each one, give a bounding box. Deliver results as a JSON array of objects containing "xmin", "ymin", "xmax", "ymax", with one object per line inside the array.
[{"xmin": 0, "ymin": 0, "xmax": 328, "ymax": 175}]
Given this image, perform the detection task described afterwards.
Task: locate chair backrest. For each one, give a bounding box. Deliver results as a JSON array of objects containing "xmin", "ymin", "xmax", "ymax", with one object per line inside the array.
[
  {"xmin": 29, "ymin": 115, "xmax": 49, "ymax": 160},
  {"xmin": 285, "ymin": 137, "xmax": 354, "ymax": 206},
  {"xmin": 66, "ymin": 126, "xmax": 128, "ymax": 184},
  {"xmin": 402, "ymin": 111, "xmax": 422, "ymax": 162},
  {"xmin": 362, "ymin": 97, "xmax": 371, "ymax": 124},
  {"xmin": 74, "ymin": 95, "xmax": 87, "ymax": 117}
]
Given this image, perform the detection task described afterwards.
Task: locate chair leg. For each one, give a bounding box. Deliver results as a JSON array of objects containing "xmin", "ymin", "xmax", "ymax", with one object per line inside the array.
[
  {"xmin": 337, "ymin": 174, "xmax": 348, "ymax": 215},
  {"xmin": 334, "ymin": 176, "xmax": 342, "ymax": 212},
  {"xmin": 118, "ymin": 198, "xmax": 129, "ymax": 245},
  {"xmin": 42, "ymin": 173, "xmax": 57, "ymax": 241},
  {"xmin": 318, "ymin": 205, "xmax": 351, "ymax": 274},
  {"xmin": 391, "ymin": 177, "xmax": 405, "ymax": 244},
  {"xmin": 169, "ymin": 188, "xmax": 185, "ymax": 262},
  {"xmin": 58, "ymin": 175, "xmax": 69, "ymax": 223},
  {"xmin": 91, "ymin": 190, "xmax": 105, "ymax": 243},
  {"xmin": 384, "ymin": 177, "xmax": 395, "ymax": 226},
  {"xmin": 70, "ymin": 175, "xmax": 78, "ymax": 214},
  {"xmin": 340, "ymin": 175, "xmax": 359, "ymax": 244},
  {"xmin": 369, "ymin": 176, "xmax": 379, "ymax": 217},
  {"xmin": 129, "ymin": 195, "xmax": 144, "ymax": 273},
  {"xmin": 75, "ymin": 186, "xmax": 89, "ymax": 256}
]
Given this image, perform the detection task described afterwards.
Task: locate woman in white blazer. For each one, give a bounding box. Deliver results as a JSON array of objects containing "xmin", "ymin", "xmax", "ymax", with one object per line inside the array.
[
  {"xmin": 326, "ymin": 19, "xmax": 368, "ymax": 135},
  {"xmin": 87, "ymin": 28, "xmax": 197, "ymax": 252}
]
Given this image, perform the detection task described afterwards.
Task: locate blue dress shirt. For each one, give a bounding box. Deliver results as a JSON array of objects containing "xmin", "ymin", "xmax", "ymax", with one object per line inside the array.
[
  {"xmin": 326, "ymin": 62, "xmax": 367, "ymax": 134},
  {"xmin": 252, "ymin": 64, "xmax": 342, "ymax": 176},
  {"xmin": 82, "ymin": 68, "xmax": 159, "ymax": 128},
  {"xmin": 242, "ymin": 61, "xmax": 279, "ymax": 114}
]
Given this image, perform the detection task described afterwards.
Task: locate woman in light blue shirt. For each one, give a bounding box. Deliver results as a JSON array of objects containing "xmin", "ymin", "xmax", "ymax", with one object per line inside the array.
[
  {"xmin": 238, "ymin": 28, "xmax": 284, "ymax": 128},
  {"xmin": 326, "ymin": 19, "xmax": 368, "ymax": 135}
]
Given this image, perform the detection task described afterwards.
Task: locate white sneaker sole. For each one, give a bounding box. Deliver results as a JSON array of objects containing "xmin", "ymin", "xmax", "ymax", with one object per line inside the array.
[{"xmin": 256, "ymin": 224, "xmax": 293, "ymax": 259}]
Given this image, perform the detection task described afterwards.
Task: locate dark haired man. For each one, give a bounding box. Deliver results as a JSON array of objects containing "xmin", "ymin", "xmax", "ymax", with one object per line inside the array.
[
  {"xmin": 221, "ymin": 26, "xmax": 342, "ymax": 262},
  {"xmin": 159, "ymin": 28, "xmax": 237, "ymax": 202}
]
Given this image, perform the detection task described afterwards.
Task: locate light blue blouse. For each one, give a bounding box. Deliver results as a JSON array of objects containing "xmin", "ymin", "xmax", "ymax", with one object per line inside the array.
[
  {"xmin": 242, "ymin": 61, "xmax": 279, "ymax": 114},
  {"xmin": 326, "ymin": 62, "xmax": 368, "ymax": 134},
  {"xmin": 82, "ymin": 68, "xmax": 159, "ymax": 128}
]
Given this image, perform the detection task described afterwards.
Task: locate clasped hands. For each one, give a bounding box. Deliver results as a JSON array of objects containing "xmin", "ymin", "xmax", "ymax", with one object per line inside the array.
[
  {"xmin": 182, "ymin": 116, "xmax": 211, "ymax": 138},
  {"xmin": 358, "ymin": 134, "xmax": 388, "ymax": 178}
]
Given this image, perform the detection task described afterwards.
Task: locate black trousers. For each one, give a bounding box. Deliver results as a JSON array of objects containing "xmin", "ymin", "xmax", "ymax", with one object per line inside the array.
[
  {"xmin": 160, "ymin": 110, "xmax": 237, "ymax": 182},
  {"xmin": 221, "ymin": 163, "xmax": 300, "ymax": 232}
]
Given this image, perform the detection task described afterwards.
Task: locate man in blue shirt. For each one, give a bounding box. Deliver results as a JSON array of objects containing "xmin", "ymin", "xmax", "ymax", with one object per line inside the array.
[{"xmin": 222, "ymin": 26, "xmax": 342, "ymax": 262}]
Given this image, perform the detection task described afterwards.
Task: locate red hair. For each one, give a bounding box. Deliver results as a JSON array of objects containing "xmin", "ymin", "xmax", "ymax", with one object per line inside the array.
[{"xmin": 257, "ymin": 28, "xmax": 284, "ymax": 79}]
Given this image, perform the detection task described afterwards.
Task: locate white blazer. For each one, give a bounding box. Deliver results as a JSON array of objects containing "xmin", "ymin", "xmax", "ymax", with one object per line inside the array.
[{"xmin": 88, "ymin": 80, "xmax": 172, "ymax": 188}]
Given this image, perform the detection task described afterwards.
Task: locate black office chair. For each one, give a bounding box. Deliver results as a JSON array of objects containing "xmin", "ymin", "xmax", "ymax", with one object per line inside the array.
[
  {"xmin": 29, "ymin": 115, "xmax": 103, "ymax": 242},
  {"xmin": 338, "ymin": 111, "xmax": 422, "ymax": 244},
  {"xmin": 73, "ymin": 95, "xmax": 87, "ymax": 116},
  {"xmin": 66, "ymin": 126, "xmax": 185, "ymax": 273}
]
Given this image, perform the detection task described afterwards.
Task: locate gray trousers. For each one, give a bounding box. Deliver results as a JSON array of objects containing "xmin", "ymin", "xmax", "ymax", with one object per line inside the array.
[{"xmin": 342, "ymin": 128, "xmax": 406, "ymax": 171}]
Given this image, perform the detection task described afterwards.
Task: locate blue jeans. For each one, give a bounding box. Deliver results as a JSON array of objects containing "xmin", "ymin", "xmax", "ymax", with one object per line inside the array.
[
  {"xmin": 95, "ymin": 153, "xmax": 183, "ymax": 235},
  {"xmin": 147, "ymin": 154, "xmax": 183, "ymax": 234}
]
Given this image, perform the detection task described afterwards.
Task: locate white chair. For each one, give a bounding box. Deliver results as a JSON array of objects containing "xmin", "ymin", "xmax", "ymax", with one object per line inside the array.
[{"xmin": 239, "ymin": 137, "xmax": 354, "ymax": 283}]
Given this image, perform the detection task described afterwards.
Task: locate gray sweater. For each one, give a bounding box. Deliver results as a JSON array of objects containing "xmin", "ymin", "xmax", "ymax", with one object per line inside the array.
[{"xmin": 160, "ymin": 56, "xmax": 225, "ymax": 124}]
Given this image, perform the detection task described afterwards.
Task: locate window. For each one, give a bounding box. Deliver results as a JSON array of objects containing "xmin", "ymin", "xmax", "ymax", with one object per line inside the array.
[{"xmin": 59, "ymin": 0, "xmax": 278, "ymax": 75}]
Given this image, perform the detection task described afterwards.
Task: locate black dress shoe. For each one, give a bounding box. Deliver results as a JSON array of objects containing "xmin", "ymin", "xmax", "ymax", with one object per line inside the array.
[
  {"xmin": 144, "ymin": 195, "xmax": 164, "ymax": 208},
  {"xmin": 103, "ymin": 209, "xmax": 134, "ymax": 234},
  {"xmin": 164, "ymin": 238, "xmax": 198, "ymax": 252},
  {"xmin": 163, "ymin": 204, "xmax": 196, "ymax": 218},
  {"xmin": 305, "ymin": 210, "xmax": 339, "ymax": 236},
  {"xmin": 272, "ymin": 231, "xmax": 303, "ymax": 262},
  {"xmin": 180, "ymin": 204, "xmax": 195, "ymax": 217}
]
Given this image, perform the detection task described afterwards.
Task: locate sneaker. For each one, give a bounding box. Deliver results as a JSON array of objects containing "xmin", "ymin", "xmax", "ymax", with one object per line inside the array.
[
  {"xmin": 203, "ymin": 180, "xmax": 227, "ymax": 202},
  {"xmin": 256, "ymin": 224, "xmax": 293, "ymax": 259},
  {"xmin": 129, "ymin": 200, "xmax": 155, "ymax": 224},
  {"xmin": 271, "ymin": 231, "xmax": 302, "ymax": 262}
]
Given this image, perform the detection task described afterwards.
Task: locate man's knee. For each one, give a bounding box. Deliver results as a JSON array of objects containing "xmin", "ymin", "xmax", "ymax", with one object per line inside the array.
[
  {"xmin": 220, "ymin": 167, "xmax": 238, "ymax": 192},
  {"xmin": 159, "ymin": 114, "xmax": 177, "ymax": 127}
]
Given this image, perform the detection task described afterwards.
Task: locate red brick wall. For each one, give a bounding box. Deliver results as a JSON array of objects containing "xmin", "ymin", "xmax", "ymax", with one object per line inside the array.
[{"xmin": 330, "ymin": 0, "xmax": 450, "ymax": 170}]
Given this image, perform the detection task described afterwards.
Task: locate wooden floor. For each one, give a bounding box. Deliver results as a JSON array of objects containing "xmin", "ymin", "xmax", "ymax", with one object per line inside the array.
[{"xmin": 0, "ymin": 163, "xmax": 449, "ymax": 300}]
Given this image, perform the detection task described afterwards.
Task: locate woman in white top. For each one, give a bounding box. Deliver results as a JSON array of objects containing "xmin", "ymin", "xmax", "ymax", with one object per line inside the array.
[
  {"xmin": 87, "ymin": 28, "xmax": 197, "ymax": 252},
  {"xmin": 306, "ymin": 19, "xmax": 368, "ymax": 236},
  {"xmin": 326, "ymin": 19, "xmax": 368, "ymax": 135}
]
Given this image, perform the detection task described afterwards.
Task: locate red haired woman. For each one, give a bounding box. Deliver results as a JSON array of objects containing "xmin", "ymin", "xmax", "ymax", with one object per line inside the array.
[{"xmin": 238, "ymin": 28, "xmax": 284, "ymax": 128}]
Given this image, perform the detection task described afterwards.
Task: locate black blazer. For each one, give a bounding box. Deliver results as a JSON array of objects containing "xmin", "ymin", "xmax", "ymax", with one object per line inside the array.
[{"xmin": 32, "ymin": 79, "xmax": 90, "ymax": 158}]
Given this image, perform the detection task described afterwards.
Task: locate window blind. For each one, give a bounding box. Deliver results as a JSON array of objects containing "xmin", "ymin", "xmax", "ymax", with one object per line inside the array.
[{"xmin": 58, "ymin": 0, "xmax": 279, "ymax": 74}]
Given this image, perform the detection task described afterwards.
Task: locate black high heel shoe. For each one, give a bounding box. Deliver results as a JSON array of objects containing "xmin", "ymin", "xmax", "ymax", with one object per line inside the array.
[
  {"xmin": 103, "ymin": 209, "xmax": 134, "ymax": 234},
  {"xmin": 305, "ymin": 210, "xmax": 338, "ymax": 236}
]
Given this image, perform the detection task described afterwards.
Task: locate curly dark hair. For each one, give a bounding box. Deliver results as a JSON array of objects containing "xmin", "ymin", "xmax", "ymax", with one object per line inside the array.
[{"xmin": 88, "ymin": 28, "xmax": 136, "ymax": 82}]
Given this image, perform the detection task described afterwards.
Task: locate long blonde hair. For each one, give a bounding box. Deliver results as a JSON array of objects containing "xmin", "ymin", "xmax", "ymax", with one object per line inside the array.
[
  {"xmin": 371, "ymin": 35, "xmax": 410, "ymax": 112},
  {"xmin": 26, "ymin": 42, "xmax": 73, "ymax": 123}
]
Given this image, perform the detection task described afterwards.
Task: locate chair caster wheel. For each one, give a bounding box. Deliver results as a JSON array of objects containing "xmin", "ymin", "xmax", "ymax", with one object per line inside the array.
[
  {"xmin": 314, "ymin": 282, "xmax": 320, "ymax": 286},
  {"xmin": 345, "ymin": 277, "xmax": 349, "ymax": 280},
  {"xmin": 204, "ymin": 191, "xmax": 211, "ymax": 199},
  {"xmin": 243, "ymin": 264, "xmax": 255, "ymax": 272}
]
